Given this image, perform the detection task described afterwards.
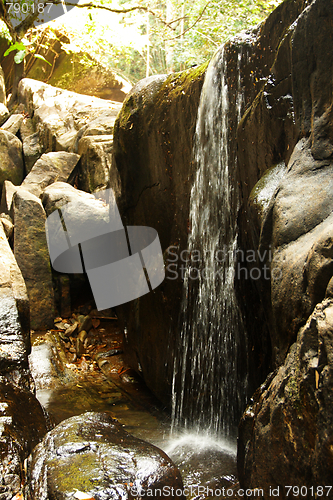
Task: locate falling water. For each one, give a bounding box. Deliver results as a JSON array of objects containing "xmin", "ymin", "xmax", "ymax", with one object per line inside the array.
[{"xmin": 171, "ymin": 45, "xmax": 248, "ymax": 436}]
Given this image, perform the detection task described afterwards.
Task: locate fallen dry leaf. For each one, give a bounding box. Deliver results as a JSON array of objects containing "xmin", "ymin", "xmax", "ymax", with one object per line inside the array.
[{"xmin": 91, "ymin": 318, "xmax": 100, "ymax": 329}]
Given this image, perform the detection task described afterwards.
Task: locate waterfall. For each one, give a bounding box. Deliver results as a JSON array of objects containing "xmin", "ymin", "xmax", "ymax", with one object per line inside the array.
[{"xmin": 171, "ymin": 45, "xmax": 248, "ymax": 436}]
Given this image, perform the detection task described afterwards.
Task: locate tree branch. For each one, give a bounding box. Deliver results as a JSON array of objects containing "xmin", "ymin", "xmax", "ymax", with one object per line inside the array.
[
  {"xmin": 53, "ymin": 1, "xmax": 177, "ymax": 30},
  {"xmin": 164, "ymin": 1, "xmax": 211, "ymax": 41}
]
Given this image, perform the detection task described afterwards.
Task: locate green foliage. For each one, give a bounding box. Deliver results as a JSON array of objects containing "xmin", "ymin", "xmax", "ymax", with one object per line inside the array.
[
  {"xmin": 57, "ymin": 0, "xmax": 283, "ymax": 81},
  {"xmin": 0, "ymin": 0, "xmax": 284, "ymax": 81},
  {"xmin": 3, "ymin": 41, "xmax": 26, "ymax": 56},
  {"xmin": 33, "ymin": 52, "xmax": 52, "ymax": 65}
]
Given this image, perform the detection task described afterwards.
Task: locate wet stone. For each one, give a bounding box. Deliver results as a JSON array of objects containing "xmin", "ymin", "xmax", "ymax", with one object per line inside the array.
[
  {"xmin": 0, "ymin": 381, "xmax": 48, "ymax": 500},
  {"xmin": 0, "ymin": 221, "xmax": 29, "ymax": 373},
  {"xmin": 27, "ymin": 412, "xmax": 184, "ymax": 500}
]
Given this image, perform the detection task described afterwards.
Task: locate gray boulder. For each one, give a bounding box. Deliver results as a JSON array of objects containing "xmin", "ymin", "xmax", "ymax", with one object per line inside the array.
[
  {"xmin": 27, "ymin": 412, "xmax": 184, "ymax": 500},
  {"xmin": 17, "ymin": 78, "xmax": 122, "ymax": 153},
  {"xmin": 42, "ymin": 181, "xmax": 96, "ymax": 216},
  {"xmin": 20, "ymin": 117, "xmax": 43, "ymax": 173},
  {"xmin": 0, "ymin": 130, "xmax": 24, "ymax": 191},
  {"xmin": 0, "ymin": 180, "xmax": 17, "ymax": 217},
  {"xmin": 21, "ymin": 151, "xmax": 80, "ymax": 197},
  {"xmin": 13, "ymin": 188, "xmax": 55, "ymax": 330}
]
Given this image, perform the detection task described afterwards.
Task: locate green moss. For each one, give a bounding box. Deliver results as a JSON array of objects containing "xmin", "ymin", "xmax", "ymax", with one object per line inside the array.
[
  {"xmin": 161, "ymin": 61, "xmax": 209, "ymax": 100},
  {"xmin": 48, "ymin": 452, "xmax": 101, "ymax": 493},
  {"xmin": 115, "ymin": 60, "xmax": 208, "ymax": 156}
]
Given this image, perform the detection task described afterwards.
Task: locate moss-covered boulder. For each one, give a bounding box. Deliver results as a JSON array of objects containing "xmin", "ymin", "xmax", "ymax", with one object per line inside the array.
[{"xmin": 27, "ymin": 412, "xmax": 184, "ymax": 500}]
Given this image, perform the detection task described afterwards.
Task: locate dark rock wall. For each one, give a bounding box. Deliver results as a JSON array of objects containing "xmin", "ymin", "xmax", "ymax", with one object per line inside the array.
[{"xmin": 237, "ymin": 0, "xmax": 333, "ymax": 490}]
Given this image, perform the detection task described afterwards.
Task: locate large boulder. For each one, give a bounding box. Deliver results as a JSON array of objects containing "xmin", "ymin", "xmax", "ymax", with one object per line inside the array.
[
  {"xmin": 0, "ymin": 221, "xmax": 30, "ymax": 373},
  {"xmin": 259, "ymin": 138, "xmax": 333, "ymax": 364},
  {"xmin": 236, "ymin": 0, "xmax": 333, "ymax": 491},
  {"xmin": 17, "ymin": 78, "xmax": 122, "ymax": 153},
  {"xmin": 0, "ymin": 27, "xmax": 132, "ymax": 103},
  {"xmin": 0, "ymin": 381, "xmax": 48, "ymax": 500},
  {"xmin": 238, "ymin": 0, "xmax": 333, "ymax": 365},
  {"xmin": 42, "ymin": 181, "xmax": 96, "ymax": 216},
  {"xmin": 46, "ymin": 54, "xmax": 132, "ymax": 102},
  {"xmin": 0, "ymin": 130, "xmax": 24, "ymax": 192},
  {"xmin": 13, "ymin": 188, "xmax": 55, "ymax": 330},
  {"xmin": 27, "ymin": 412, "xmax": 184, "ymax": 500},
  {"xmin": 21, "ymin": 151, "xmax": 80, "ymax": 197},
  {"xmin": 238, "ymin": 298, "xmax": 333, "ymax": 493}
]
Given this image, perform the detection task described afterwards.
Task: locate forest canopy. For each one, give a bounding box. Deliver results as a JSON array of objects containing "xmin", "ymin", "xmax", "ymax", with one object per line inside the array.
[{"xmin": 0, "ymin": 0, "xmax": 283, "ymax": 82}]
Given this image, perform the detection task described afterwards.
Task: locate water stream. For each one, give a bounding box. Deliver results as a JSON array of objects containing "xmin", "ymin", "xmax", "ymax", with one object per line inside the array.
[
  {"xmin": 29, "ymin": 332, "xmax": 238, "ymax": 498},
  {"xmin": 172, "ymin": 45, "xmax": 248, "ymax": 436}
]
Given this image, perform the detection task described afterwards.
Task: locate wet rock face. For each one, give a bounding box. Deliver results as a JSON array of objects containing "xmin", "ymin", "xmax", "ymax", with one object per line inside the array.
[
  {"xmin": 237, "ymin": 0, "xmax": 333, "ymax": 489},
  {"xmin": 28, "ymin": 412, "xmax": 184, "ymax": 500},
  {"xmin": 239, "ymin": 0, "xmax": 333, "ymax": 365},
  {"xmin": 238, "ymin": 298, "xmax": 333, "ymax": 492},
  {"xmin": 0, "ymin": 382, "xmax": 48, "ymax": 500},
  {"xmin": 113, "ymin": 66, "xmax": 207, "ymax": 406},
  {"xmin": 260, "ymin": 138, "xmax": 333, "ymax": 364}
]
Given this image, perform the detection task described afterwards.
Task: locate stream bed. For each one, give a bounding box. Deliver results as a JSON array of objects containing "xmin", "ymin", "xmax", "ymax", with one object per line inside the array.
[{"xmin": 29, "ymin": 326, "xmax": 239, "ymax": 499}]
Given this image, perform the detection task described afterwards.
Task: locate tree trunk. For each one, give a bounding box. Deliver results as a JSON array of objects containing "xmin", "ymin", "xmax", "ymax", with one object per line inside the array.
[{"xmin": 8, "ymin": 59, "xmax": 25, "ymax": 109}]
